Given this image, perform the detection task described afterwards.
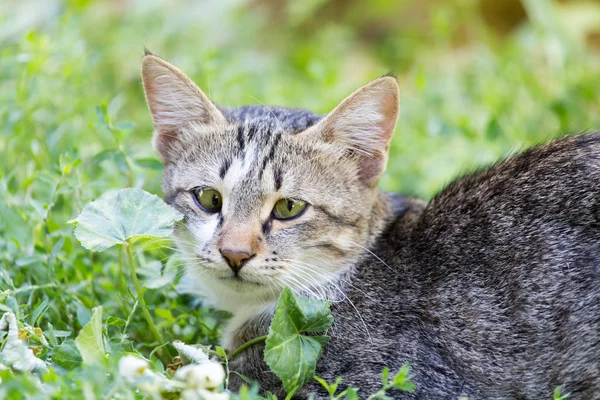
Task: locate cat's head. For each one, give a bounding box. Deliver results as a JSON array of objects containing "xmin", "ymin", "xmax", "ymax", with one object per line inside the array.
[{"xmin": 141, "ymin": 54, "xmax": 398, "ymax": 312}]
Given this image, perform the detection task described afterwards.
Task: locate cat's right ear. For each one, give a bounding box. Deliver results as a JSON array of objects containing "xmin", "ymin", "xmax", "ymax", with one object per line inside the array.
[{"xmin": 141, "ymin": 54, "xmax": 226, "ymax": 162}]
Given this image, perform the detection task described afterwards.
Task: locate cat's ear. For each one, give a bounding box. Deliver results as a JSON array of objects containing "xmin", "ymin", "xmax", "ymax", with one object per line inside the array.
[
  {"xmin": 315, "ymin": 76, "xmax": 399, "ymax": 187},
  {"xmin": 141, "ymin": 54, "xmax": 226, "ymax": 162}
]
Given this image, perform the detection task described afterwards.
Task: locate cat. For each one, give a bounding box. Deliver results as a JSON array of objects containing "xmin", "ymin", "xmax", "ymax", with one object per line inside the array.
[{"xmin": 141, "ymin": 53, "xmax": 599, "ymax": 399}]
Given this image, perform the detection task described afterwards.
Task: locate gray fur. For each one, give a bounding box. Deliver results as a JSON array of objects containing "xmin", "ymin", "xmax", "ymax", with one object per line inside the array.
[
  {"xmin": 141, "ymin": 56, "xmax": 599, "ymax": 399},
  {"xmin": 228, "ymin": 134, "xmax": 600, "ymax": 400}
]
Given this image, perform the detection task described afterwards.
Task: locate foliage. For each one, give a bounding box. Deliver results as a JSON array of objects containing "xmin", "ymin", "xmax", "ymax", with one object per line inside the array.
[
  {"xmin": 1, "ymin": 0, "xmax": 599, "ymax": 397},
  {"xmin": 74, "ymin": 306, "xmax": 106, "ymax": 366},
  {"xmin": 553, "ymin": 385, "xmax": 572, "ymax": 400},
  {"xmin": 0, "ymin": 187, "xmax": 342, "ymax": 398},
  {"xmin": 71, "ymin": 188, "xmax": 183, "ymax": 252},
  {"xmin": 314, "ymin": 365, "xmax": 416, "ymax": 400},
  {"xmin": 264, "ymin": 287, "xmax": 333, "ymax": 392}
]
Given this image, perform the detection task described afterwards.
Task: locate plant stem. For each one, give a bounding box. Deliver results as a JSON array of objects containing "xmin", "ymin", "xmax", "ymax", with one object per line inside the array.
[
  {"xmin": 125, "ymin": 243, "xmax": 167, "ymax": 353},
  {"xmin": 0, "ymin": 283, "xmax": 57, "ymax": 297},
  {"xmin": 118, "ymin": 246, "xmax": 126, "ymax": 291},
  {"xmin": 230, "ymin": 335, "xmax": 268, "ymax": 358}
]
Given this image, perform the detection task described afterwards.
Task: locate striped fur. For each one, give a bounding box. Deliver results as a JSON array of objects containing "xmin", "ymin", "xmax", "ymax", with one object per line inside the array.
[
  {"xmin": 141, "ymin": 54, "xmax": 398, "ymax": 348},
  {"xmin": 142, "ymin": 55, "xmax": 599, "ymax": 399}
]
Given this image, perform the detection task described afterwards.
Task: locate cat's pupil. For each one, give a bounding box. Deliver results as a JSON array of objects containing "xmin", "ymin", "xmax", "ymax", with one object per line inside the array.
[
  {"xmin": 287, "ymin": 200, "xmax": 294, "ymax": 211},
  {"xmin": 212, "ymin": 195, "xmax": 219, "ymax": 207}
]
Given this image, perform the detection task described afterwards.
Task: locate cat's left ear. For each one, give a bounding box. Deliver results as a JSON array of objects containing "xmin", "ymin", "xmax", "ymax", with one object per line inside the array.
[
  {"xmin": 314, "ymin": 75, "xmax": 399, "ymax": 187},
  {"xmin": 141, "ymin": 54, "xmax": 226, "ymax": 162}
]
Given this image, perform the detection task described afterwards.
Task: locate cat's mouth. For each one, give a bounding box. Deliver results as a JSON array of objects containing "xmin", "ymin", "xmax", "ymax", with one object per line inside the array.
[{"xmin": 218, "ymin": 275, "xmax": 263, "ymax": 286}]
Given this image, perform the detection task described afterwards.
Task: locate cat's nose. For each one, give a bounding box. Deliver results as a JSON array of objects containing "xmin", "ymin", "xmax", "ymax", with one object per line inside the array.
[{"xmin": 220, "ymin": 248, "xmax": 254, "ymax": 274}]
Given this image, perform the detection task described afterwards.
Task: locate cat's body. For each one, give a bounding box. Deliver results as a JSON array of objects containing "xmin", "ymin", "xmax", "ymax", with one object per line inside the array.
[
  {"xmin": 141, "ymin": 54, "xmax": 599, "ymax": 399},
  {"xmin": 230, "ymin": 134, "xmax": 600, "ymax": 399}
]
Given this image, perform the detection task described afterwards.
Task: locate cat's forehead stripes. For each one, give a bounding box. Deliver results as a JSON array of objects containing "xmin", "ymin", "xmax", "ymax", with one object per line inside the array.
[
  {"xmin": 220, "ymin": 105, "xmax": 323, "ymax": 133},
  {"xmin": 217, "ymin": 106, "xmax": 323, "ymax": 192}
]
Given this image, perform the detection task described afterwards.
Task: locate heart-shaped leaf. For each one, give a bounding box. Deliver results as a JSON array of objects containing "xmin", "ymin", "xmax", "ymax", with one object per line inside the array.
[
  {"xmin": 71, "ymin": 188, "xmax": 182, "ymax": 252},
  {"xmin": 264, "ymin": 287, "xmax": 333, "ymax": 393}
]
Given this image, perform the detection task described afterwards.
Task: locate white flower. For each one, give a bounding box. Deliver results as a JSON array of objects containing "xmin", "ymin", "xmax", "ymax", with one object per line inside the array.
[
  {"xmin": 0, "ymin": 312, "xmax": 47, "ymax": 372},
  {"xmin": 174, "ymin": 362, "xmax": 226, "ymax": 389},
  {"xmin": 118, "ymin": 355, "xmax": 169, "ymax": 394},
  {"xmin": 118, "ymin": 355, "xmax": 150, "ymax": 382},
  {"xmin": 181, "ymin": 388, "xmax": 230, "ymax": 400},
  {"xmin": 197, "ymin": 388, "xmax": 230, "ymax": 400},
  {"xmin": 172, "ymin": 340, "xmax": 211, "ymax": 364}
]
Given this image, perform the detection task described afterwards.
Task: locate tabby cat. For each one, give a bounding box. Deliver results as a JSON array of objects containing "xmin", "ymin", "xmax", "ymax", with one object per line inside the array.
[{"xmin": 141, "ymin": 53, "xmax": 599, "ymax": 399}]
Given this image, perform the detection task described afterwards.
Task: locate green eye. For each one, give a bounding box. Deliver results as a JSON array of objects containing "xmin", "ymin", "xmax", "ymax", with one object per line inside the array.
[
  {"xmin": 272, "ymin": 198, "xmax": 307, "ymax": 220},
  {"xmin": 192, "ymin": 187, "xmax": 222, "ymax": 213}
]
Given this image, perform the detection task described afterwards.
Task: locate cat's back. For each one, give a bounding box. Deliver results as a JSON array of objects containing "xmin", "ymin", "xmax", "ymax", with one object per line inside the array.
[
  {"xmin": 422, "ymin": 132, "xmax": 600, "ymax": 227},
  {"xmin": 399, "ymin": 133, "xmax": 600, "ymax": 398},
  {"xmin": 410, "ymin": 133, "xmax": 600, "ymax": 271}
]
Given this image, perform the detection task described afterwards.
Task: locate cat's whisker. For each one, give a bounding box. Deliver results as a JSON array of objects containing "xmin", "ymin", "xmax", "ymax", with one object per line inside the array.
[
  {"xmin": 284, "ymin": 259, "xmax": 373, "ymax": 343},
  {"xmin": 284, "ymin": 261, "xmax": 338, "ymax": 302},
  {"xmin": 280, "ymin": 275, "xmax": 325, "ymax": 301},
  {"xmin": 264, "ymin": 276, "xmax": 279, "ymax": 301},
  {"xmin": 288, "ymin": 268, "xmax": 332, "ymax": 302},
  {"xmin": 343, "ymin": 240, "xmax": 395, "ymax": 273},
  {"xmin": 289, "ymin": 264, "xmax": 350, "ymax": 304},
  {"xmin": 294, "ymin": 256, "xmax": 371, "ymax": 298}
]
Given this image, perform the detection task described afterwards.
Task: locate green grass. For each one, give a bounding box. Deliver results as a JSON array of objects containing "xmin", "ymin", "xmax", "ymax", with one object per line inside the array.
[{"xmin": 1, "ymin": 0, "xmax": 599, "ymax": 397}]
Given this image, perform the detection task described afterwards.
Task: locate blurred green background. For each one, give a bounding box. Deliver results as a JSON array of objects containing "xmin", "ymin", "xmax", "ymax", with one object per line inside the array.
[
  {"xmin": 2, "ymin": 0, "xmax": 600, "ymax": 201},
  {"xmin": 1, "ymin": 0, "xmax": 600, "ymax": 394}
]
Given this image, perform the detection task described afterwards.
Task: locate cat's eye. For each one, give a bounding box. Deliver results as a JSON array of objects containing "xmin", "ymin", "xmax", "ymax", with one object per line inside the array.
[
  {"xmin": 192, "ymin": 187, "xmax": 223, "ymax": 213},
  {"xmin": 272, "ymin": 198, "xmax": 307, "ymax": 220}
]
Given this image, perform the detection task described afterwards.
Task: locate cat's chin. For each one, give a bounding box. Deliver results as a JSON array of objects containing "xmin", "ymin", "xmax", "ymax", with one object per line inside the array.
[
  {"xmin": 187, "ymin": 269, "xmax": 280, "ymax": 312},
  {"xmin": 217, "ymin": 275, "xmax": 263, "ymax": 286}
]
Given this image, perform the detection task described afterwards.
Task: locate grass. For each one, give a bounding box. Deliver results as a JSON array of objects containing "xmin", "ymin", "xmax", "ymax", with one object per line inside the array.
[{"xmin": 0, "ymin": 0, "xmax": 599, "ymax": 397}]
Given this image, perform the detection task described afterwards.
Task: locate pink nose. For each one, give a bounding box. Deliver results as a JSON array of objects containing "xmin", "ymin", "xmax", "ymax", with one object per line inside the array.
[{"xmin": 219, "ymin": 248, "xmax": 254, "ymax": 274}]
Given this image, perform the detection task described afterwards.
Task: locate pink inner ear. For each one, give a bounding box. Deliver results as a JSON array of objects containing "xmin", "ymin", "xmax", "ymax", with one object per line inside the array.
[
  {"xmin": 355, "ymin": 79, "xmax": 398, "ymax": 187},
  {"xmin": 312, "ymin": 76, "xmax": 399, "ymax": 187},
  {"xmin": 141, "ymin": 55, "xmax": 228, "ymax": 163},
  {"xmin": 377, "ymin": 89, "xmax": 399, "ymax": 147}
]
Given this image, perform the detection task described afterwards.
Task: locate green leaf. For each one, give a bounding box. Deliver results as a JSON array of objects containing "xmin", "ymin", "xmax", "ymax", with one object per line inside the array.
[
  {"xmin": 95, "ymin": 104, "xmax": 110, "ymax": 131},
  {"xmin": 74, "ymin": 306, "xmax": 105, "ymax": 366},
  {"xmin": 392, "ymin": 364, "xmax": 410, "ymax": 384},
  {"xmin": 381, "ymin": 366, "xmax": 389, "ymax": 386},
  {"xmin": 340, "ymin": 387, "xmax": 359, "ymax": 400},
  {"xmin": 30, "ymin": 297, "xmax": 50, "ymax": 326},
  {"xmin": 71, "ymin": 188, "xmax": 183, "ymax": 252},
  {"xmin": 553, "ymin": 385, "xmax": 572, "ymax": 400},
  {"xmin": 393, "ymin": 382, "xmax": 416, "ymax": 392},
  {"xmin": 391, "ymin": 364, "xmax": 416, "ymax": 392},
  {"xmin": 114, "ymin": 121, "xmax": 135, "ymax": 132},
  {"xmin": 134, "ymin": 158, "xmax": 164, "ymax": 171},
  {"xmin": 264, "ymin": 287, "xmax": 333, "ymax": 393},
  {"xmin": 51, "ymin": 340, "xmax": 82, "ymax": 370},
  {"xmin": 75, "ymin": 303, "xmax": 91, "ymax": 327},
  {"xmin": 313, "ymin": 376, "xmax": 330, "ymax": 393},
  {"xmin": 215, "ymin": 346, "xmax": 227, "ymax": 359},
  {"xmin": 90, "ymin": 149, "xmax": 120, "ymax": 164}
]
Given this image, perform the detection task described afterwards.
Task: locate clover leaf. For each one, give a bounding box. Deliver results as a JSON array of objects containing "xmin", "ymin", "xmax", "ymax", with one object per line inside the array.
[
  {"xmin": 264, "ymin": 287, "xmax": 333, "ymax": 393},
  {"xmin": 71, "ymin": 188, "xmax": 183, "ymax": 252}
]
